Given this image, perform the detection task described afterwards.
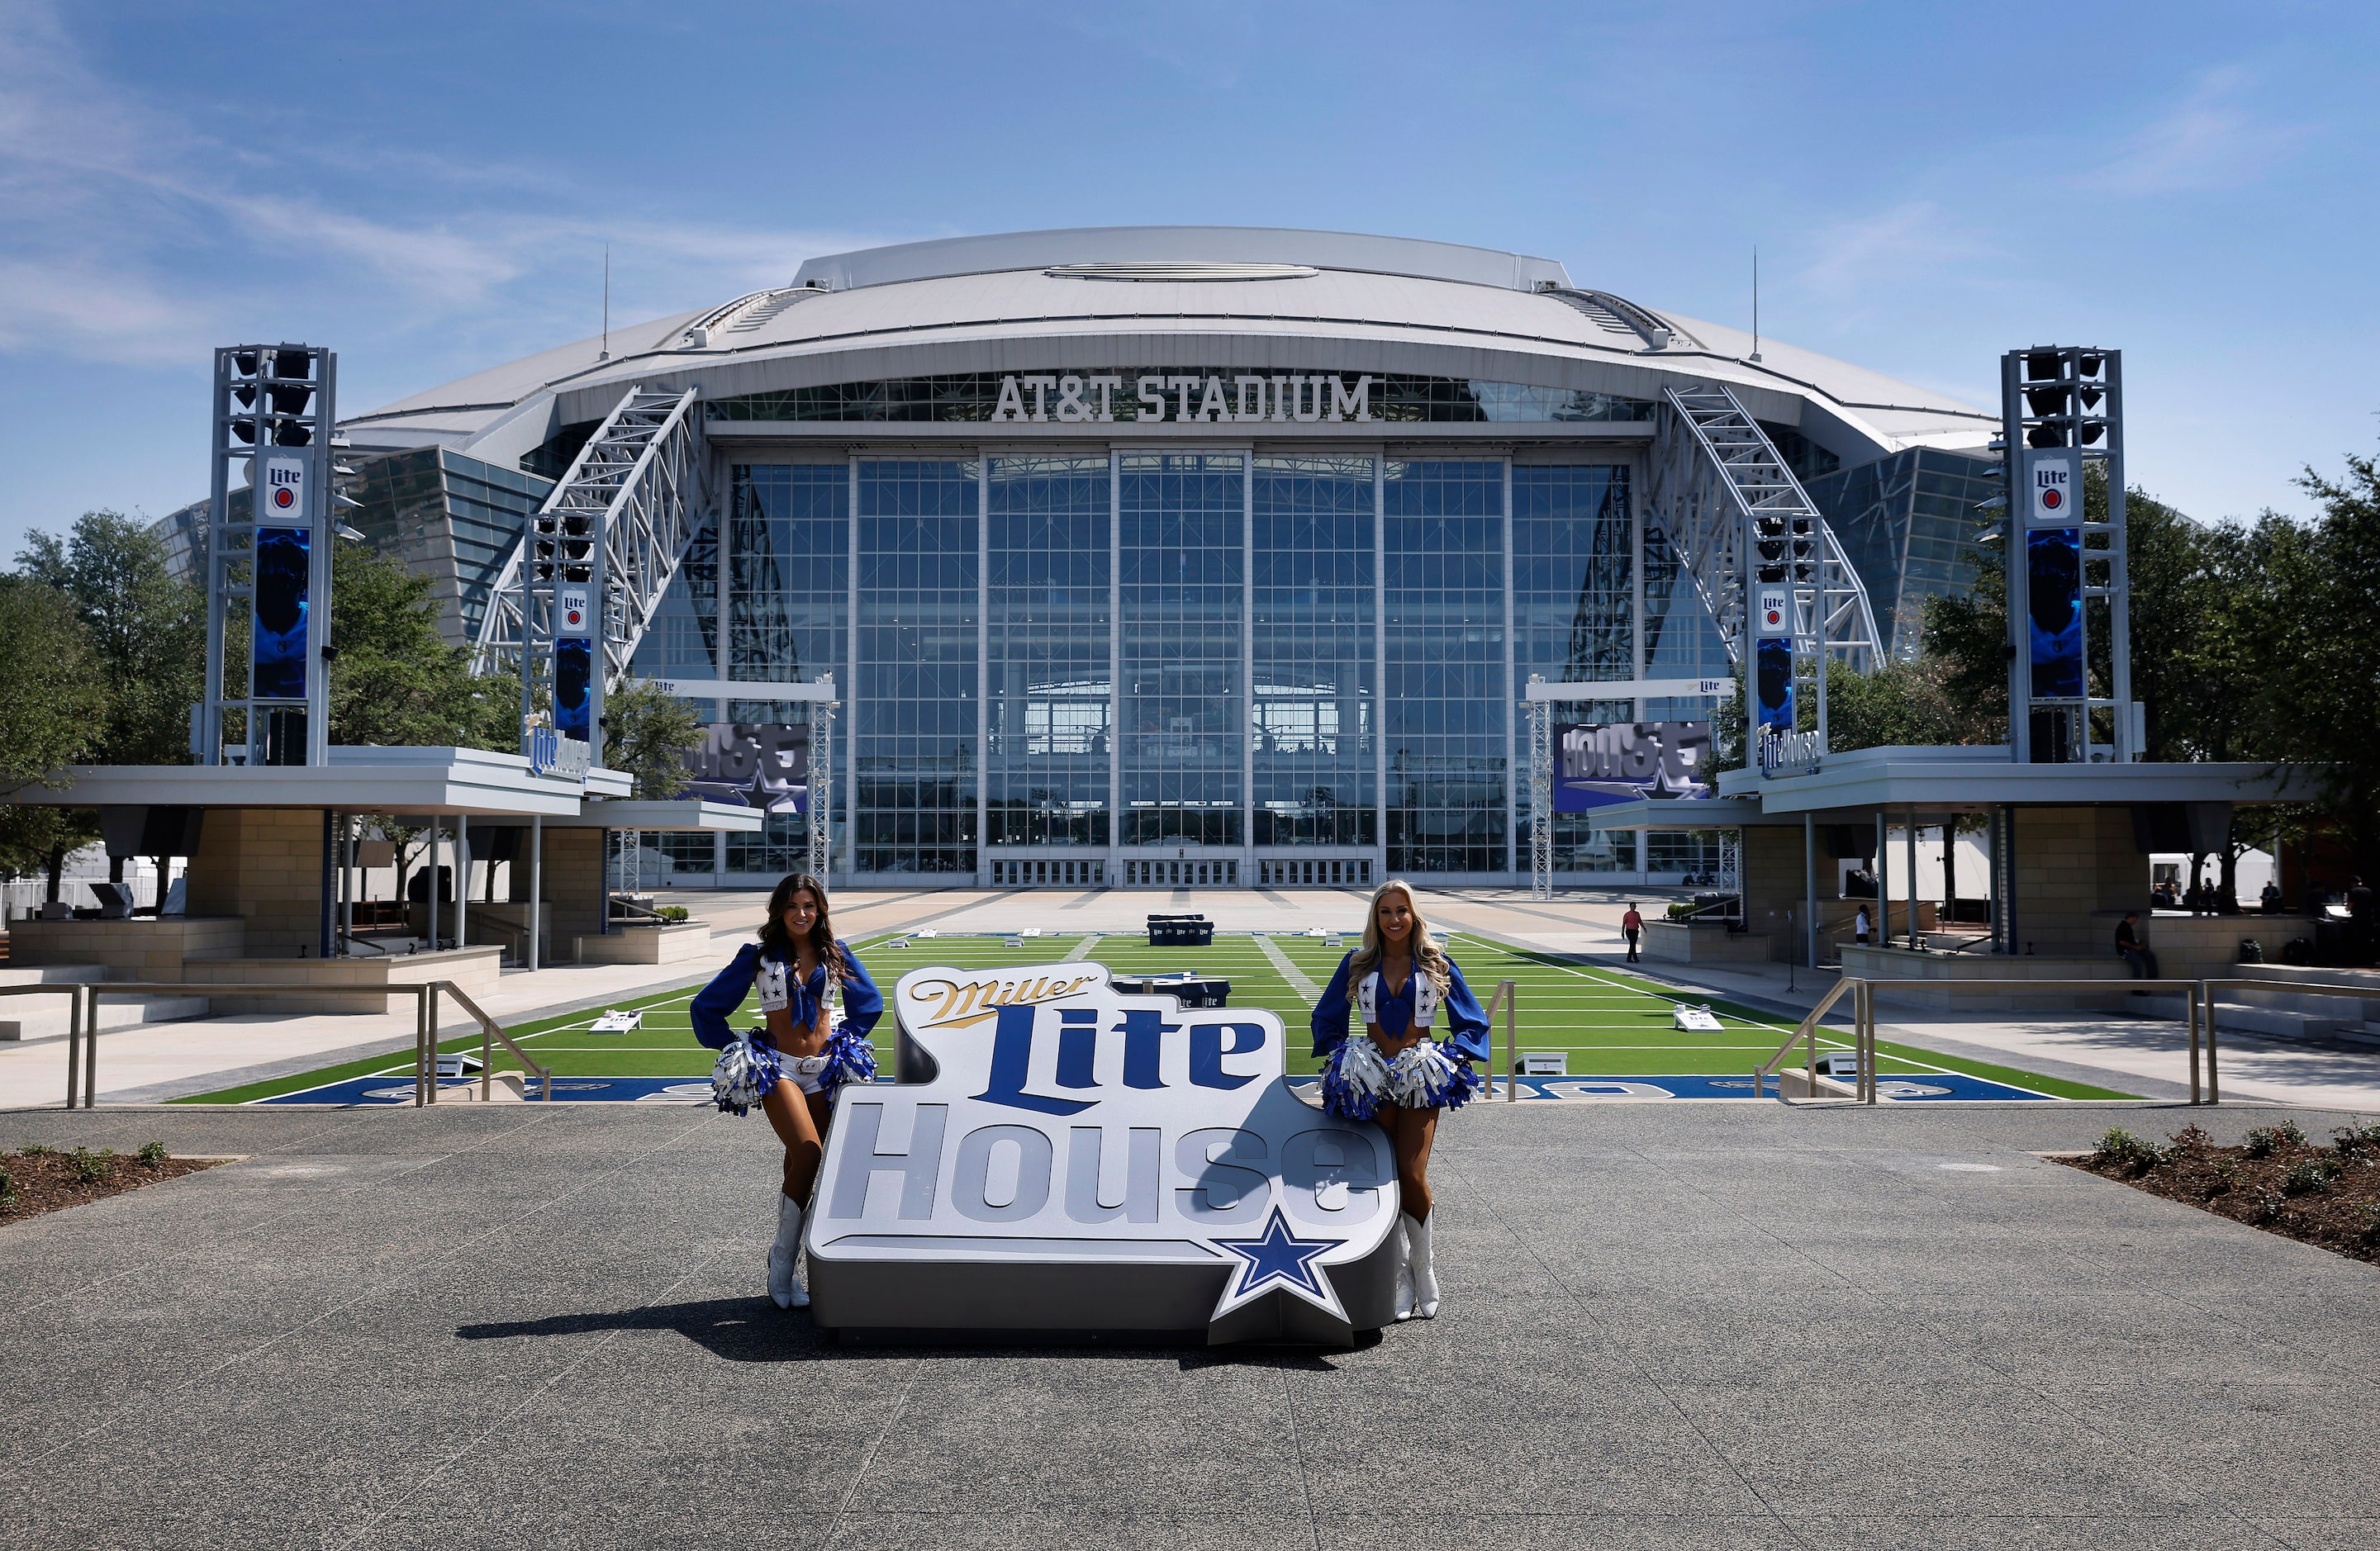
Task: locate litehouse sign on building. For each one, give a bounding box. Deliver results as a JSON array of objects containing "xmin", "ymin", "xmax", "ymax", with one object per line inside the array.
[
  {"xmin": 805, "ymin": 961, "xmax": 1402, "ymax": 1343},
  {"xmin": 990, "ymin": 372, "xmax": 1375, "ymax": 424}
]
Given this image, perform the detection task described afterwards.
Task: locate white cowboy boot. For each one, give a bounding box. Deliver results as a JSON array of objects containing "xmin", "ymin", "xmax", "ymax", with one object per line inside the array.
[
  {"xmin": 1404, "ymin": 1211, "xmax": 1440, "ymax": 1320},
  {"xmin": 768, "ymin": 1193, "xmax": 810, "ymax": 1309},
  {"xmin": 1392, "ymin": 1212, "xmax": 1415, "ymax": 1322}
]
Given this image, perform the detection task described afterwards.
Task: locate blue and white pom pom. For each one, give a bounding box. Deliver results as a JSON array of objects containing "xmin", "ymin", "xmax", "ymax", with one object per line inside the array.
[
  {"xmin": 710, "ymin": 1030, "xmax": 784, "ymax": 1116},
  {"xmin": 818, "ymin": 1025, "xmax": 878, "ymax": 1094},
  {"xmin": 1320, "ymin": 1036, "xmax": 1393, "ymax": 1121},
  {"xmin": 1388, "ymin": 1039, "xmax": 1484, "ymax": 1111}
]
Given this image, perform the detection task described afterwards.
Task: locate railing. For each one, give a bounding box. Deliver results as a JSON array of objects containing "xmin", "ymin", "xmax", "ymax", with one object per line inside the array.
[
  {"xmin": 41, "ymin": 979, "xmax": 552, "ymax": 1109},
  {"xmin": 1754, "ymin": 976, "xmax": 1871, "ymax": 1102},
  {"xmin": 1477, "ymin": 978, "xmax": 1520, "ymax": 1101}
]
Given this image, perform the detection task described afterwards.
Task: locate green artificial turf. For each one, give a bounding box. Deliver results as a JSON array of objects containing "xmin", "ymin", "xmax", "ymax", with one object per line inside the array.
[{"xmin": 177, "ymin": 927, "xmax": 2135, "ymax": 1103}]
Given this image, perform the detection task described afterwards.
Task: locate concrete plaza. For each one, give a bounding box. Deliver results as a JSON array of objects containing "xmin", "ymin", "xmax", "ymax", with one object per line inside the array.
[{"xmin": 1, "ymin": 1098, "xmax": 2373, "ymax": 1549}]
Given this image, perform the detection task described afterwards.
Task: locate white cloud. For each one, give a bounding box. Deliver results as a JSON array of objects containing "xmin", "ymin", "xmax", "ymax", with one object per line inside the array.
[
  {"xmin": 0, "ymin": 2, "xmax": 894, "ymax": 369},
  {"xmin": 2077, "ymin": 66, "xmax": 2308, "ymax": 196},
  {"xmin": 1793, "ymin": 201, "xmax": 2005, "ymax": 306}
]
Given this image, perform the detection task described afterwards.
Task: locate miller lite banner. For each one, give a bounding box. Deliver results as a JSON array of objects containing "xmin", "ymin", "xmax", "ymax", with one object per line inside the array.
[
  {"xmin": 806, "ymin": 963, "xmax": 1401, "ymax": 1343},
  {"xmin": 260, "ymin": 455, "xmax": 308, "ymax": 521}
]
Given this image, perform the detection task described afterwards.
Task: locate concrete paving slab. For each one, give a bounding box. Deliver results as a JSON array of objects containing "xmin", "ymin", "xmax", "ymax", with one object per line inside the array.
[{"xmin": 1, "ymin": 1100, "xmax": 2376, "ymax": 1550}]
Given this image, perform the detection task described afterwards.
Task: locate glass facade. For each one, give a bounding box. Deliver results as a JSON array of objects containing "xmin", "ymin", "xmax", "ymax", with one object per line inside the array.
[
  {"xmin": 1804, "ymin": 448, "xmax": 1998, "ymax": 657},
  {"xmin": 854, "ymin": 462, "xmax": 978, "ymax": 875},
  {"xmin": 1384, "ymin": 460, "xmax": 1508, "ymax": 875},
  {"xmin": 709, "ymin": 374, "xmax": 1653, "ymax": 425},
  {"xmin": 1252, "ymin": 457, "xmax": 1375, "ymax": 847},
  {"xmin": 610, "ymin": 449, "xmax": 1765, "ymax": 886},
  {"xmin": 1512, "ymin": 466, "xmax": 1637, "ymax": 873},
  {"xmin": 1119, "ymin": 453, "xmax": 1243, "ymax": 847},
  {"xmin": 986, "ymin": 457, "xmax": 1109, "ymax": 851}
]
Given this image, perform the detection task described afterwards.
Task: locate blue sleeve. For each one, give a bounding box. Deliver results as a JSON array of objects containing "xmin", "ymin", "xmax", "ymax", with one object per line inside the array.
[
  {"xmin": 1440, "ymin": 957, "xmax": 1492, "ymax": 1064},
  {"xmin": 1309, "ymin": 953, "xmax": 1356, "ymax": 1059},
  {"xmin": 835, "ymin": 940, "xmax": 883, "ymax": 1039},
  {"xmin": 690, "ymin": 942, "xmax": 762, "ymax": 1051}
]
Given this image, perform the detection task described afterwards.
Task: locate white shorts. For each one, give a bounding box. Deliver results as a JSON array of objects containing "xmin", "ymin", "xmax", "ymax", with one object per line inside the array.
[{"xmin": 786, "ymin": 1053, "xmax": 831, "ymax": 1096}]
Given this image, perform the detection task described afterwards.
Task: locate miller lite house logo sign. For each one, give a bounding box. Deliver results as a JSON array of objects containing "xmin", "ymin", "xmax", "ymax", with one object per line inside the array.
[
  {"xmin": 990, "ymin": 372, "xmax": 1375, "ymax": 425},
  {"xmin": 806, "ymin": 962, "xmax": 1400, "ymax": 1343},
  {"xmin": 262, "ymin": 455, "xmax": 307, "ymax": 519},
  {"xmin": 2028, "ymin": 449, "xmax": 2080, "ymax": 527}
]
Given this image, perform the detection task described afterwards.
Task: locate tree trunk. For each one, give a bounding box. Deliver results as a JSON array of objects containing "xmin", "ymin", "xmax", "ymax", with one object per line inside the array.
[{"xmin": 44, "ymin": 847, "xmax": 64, "ymax": 905}]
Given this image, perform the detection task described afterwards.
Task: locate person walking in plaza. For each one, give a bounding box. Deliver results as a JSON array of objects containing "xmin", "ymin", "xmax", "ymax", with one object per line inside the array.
[
  {"xmin": 2116, "ymin": 911, "xmax": 2160, "ymax": 979},
  {"xmin": 1854, "ymin": 904, "xmax": 1870, "ymax": 946},
  {"xmin": 691, "ymin": 873, "xmax": 883, "ymax": 1310},
  {"xmin": 1309, "ymin": 880, "xmax": 1489, "ymax": 1321},
  {"xmin": 1621, "ymin": 901, "xmax": 1644, "ymax": 963}
]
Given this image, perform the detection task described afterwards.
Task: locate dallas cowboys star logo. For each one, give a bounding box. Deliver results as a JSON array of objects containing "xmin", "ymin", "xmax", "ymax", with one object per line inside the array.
[{"xmin": 1209, "ymin": 1207, "xmax": 1346, "ymax": 1321}]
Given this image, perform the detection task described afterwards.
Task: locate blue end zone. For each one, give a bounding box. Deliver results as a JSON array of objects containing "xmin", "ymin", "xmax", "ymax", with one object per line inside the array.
[
  {"xmin": 1285, "ymin": 1072, "xmax": 2055, "ymax": 1103},
  {"xmin": 256, "ymin": 1074, "xmax": 909, "ymax": 1106}
]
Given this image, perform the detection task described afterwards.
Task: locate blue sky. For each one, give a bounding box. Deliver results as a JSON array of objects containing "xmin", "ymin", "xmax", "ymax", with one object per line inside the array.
[{"xmin": 2, "ymin": 1, "xmax": 2375, "ymax": 556}]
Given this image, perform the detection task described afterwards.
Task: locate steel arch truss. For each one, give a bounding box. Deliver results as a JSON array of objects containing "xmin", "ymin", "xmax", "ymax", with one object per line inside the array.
[
  {"xmin": 1646, "ymin": 384, "xmax": 1884, "ymax": 750},
  {"xmin": 473, "ymin": 387, "xmax": 707, "ymax": 723}
]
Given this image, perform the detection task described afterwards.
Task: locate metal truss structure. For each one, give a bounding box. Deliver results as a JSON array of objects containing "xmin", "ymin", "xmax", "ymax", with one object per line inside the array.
[
  {"xmin": 808, "ymin": 681, "xmax": 839, "ymax": 881},
  {"xmin": 473, "ymin": 386, "xmax": 705, "ymax": 762},
  {"xmin": 1525, "ymin": 687, "xmax": 1554, "ymax": 899},
  {"xmin": 1645, "ymin": 384, "xmax": 1884, "ymax": 758}
]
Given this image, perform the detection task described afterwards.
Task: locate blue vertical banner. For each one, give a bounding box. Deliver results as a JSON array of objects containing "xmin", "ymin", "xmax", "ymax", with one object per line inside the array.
[
  {"xmin": 1755, "ymin": 638, "xmax": 1795, "ymax": 738},
  {"xmin": 2023, "ymin": 448, "xmax": 2084, "ymax": 700},
  {"xmin": 251, "ymin": 525, "xmax": 311, "ymax": 700},
  {"xmin": 2026, "ymin": 526, "xmax": 2083, "ymax": 697},
  {"xmin": 554, "ymin": 638, "xmax": 593, "ymax": 739}
]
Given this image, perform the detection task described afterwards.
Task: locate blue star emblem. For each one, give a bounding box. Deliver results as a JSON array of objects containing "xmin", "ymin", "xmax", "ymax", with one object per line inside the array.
[{"xmin": 1210, "ymin": 1207, "xmax": 1345, "ymax": 1320}]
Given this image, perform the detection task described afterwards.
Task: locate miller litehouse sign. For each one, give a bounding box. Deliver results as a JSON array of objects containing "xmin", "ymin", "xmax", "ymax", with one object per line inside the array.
[
  {"xmin": 805, "ymin": 961, "xmax": 1401, "ymax": 1343},
  {"xmin": 990, "ymin": 372, "xmax": 1375, "ymax": 424}
]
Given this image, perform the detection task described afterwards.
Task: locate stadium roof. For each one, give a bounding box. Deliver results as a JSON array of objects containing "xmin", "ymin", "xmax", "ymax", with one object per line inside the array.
[{"xmin": 342, "ymin": 226, "xmax": 1994, "ymax": 470}]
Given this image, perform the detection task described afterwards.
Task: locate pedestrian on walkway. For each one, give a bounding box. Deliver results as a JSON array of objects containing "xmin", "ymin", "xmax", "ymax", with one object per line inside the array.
[
  {"xmin": 1855, "ymin": 904, "xmax": 1870, "ymax": 946},
  {"xmin": 691, "ymin": 873, "xmax": 883, "ymax": 1310},
  {"xmin": 2116, "ymin": 911, "xmax": 2161, "ymax": 979},
  {"xmin": 1311, "ymin": 880, "xmax": 1489, "ymax": 1322},
  {"xmin": 1622, "ymin": 902, "xmax": 1643, "ymax": 963}
]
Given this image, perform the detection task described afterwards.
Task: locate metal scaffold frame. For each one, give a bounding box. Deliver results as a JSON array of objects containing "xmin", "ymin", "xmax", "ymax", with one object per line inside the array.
[
  {"xmin": 472, "ymin": 385, "xmax": 705, "ymax": 762},
  {"xmin": 1646, "ymin": 383, "xmax": 1883, "ymax": 767},
  {"xmin": 809, "ymin": 682, "xmax": 838, "ymax": 881}
]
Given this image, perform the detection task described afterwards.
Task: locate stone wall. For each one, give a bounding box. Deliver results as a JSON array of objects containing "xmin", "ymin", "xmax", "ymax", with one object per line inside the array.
[
  {"xmin": 2006, "ymin": 807, "xmax": 2152, "ymax": 958},
  {"xmin": 183, "ymin": 807, "xmax": 328, "ymax": 960}
]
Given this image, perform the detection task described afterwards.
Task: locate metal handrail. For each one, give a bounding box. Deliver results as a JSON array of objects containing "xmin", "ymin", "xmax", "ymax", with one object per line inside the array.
[
  {"xmin": 54, "ymin": 978, "xmax": 552, "ymax": 1110},
  {"xmin": 1477, "ymin": 978, "xmax": 1520, "ymax": 1101},
  {"xmin": 435, "ymin": 980, "xmax": 554, "ymax": 1103},
  {"xmin": 1853, "ymin": 975, "xmax": 2213, "ymax": 1104},
  {"xmin": 1754, "ymin": 977, "xmax": 1869, "ymax": 1103}
]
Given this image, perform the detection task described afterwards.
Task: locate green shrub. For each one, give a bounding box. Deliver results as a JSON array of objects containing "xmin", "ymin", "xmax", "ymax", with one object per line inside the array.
[
  {"xmin": 2093, "ymin": 1127, "xmax": 2140, "ymax": 1164},
  {"xmin": 72, "ymin": 1146, "xmax": 116, "ymax": 1183},
  {"xmin": 0, "ymin": 1165, "xmax": 14, "ymax": 1204},
  {"xmin": 2169, "ymin": 1125, "xmax": 2213, "ymax": 1151},
  {"xmin": 2244, "ymin": 1123, "xmax": 2308, "ymax": 1158},
  {"xmin": 658, "ymin": 905, "xmax": 690, "ymax": 923},
  {"xmin": 2207, "ymin": 1158, "xmax": 2240, "ymax": 1196},
  {"xmin": 2282, "ymin": 1159, "xmax": 2338, "ymax": 1197},
  {"xmin": 138, "ymin": 1141, "xmax": 168, "ymax": 1166},
  {"xmin": 19, "ymin": 1141, "xmax": 51, "ymax": 1156},
  {"xmin": 2332, "ymin": 1124, "xmax": 2380, "ymax": 1156}
]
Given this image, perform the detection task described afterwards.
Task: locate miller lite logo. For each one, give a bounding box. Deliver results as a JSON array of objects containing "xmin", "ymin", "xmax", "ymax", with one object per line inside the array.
[
  {"xmin": 262, "ymin": 456, "xmax": 306, "ymax": 519},
  {"xmin": 806, "ymin": 962, "xmax": 1401, "ymax": 1341},
  {"xmin": 559, "ymin": 586, "xmax": 589, "ymax": 633},
  {"xmin": 1756, "ymin": 584, "xmax": 1791, "ymax": 637},
  {"xmin": 2028, "ymin": 450, "xmax": 2079, "ymax": 527}
]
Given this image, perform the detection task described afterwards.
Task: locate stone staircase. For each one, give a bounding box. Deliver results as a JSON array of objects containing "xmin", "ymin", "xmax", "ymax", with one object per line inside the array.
[
  {"xmin": 2127, "ymin": 965, "xmax": 2380, "ymax": 1049},
  {"xmin": 0, "ymin": 965, "xmax": 211, "ymax": 1043}
]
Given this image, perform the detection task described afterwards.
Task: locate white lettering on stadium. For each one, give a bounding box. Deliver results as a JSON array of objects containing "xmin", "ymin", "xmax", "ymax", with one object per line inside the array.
[{"xmin": 989, "ymin": 373, "xmax": 1374, "ymax": 425}]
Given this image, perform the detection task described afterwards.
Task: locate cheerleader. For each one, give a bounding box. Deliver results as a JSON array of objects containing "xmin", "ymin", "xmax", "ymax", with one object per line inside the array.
[
  {"xmin": 1309, "ymin": 880, "xmax": 1488, "ymax": 1321},
  {"xmin": 690, "ymin": 872, "xmax": 882, "ymax": 1309}
]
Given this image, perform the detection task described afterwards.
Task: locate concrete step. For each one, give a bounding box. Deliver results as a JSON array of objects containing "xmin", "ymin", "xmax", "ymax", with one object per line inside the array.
[
  {"xmin": 0, "ymin": 964, "xmax": 107, "ymax": 987},
  {"xmin": 0, "ymin": 994, "xmax": 211, "ymax": 1043}
]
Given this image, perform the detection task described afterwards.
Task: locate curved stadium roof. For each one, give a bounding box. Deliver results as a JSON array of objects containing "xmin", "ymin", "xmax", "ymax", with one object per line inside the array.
[{"xmin": 342, "ymin": 226, "xmax": 1993, "ymax": 473}]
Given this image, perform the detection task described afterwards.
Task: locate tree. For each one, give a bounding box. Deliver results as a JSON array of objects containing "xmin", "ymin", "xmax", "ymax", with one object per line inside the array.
[
  {"xmin": 325, "ymin": 542, "xmax": 515, "ymax": 751},
  {"xmin": 16, "ymin": 511, "xmax": 205, "ymax": 766},
  {"xmin": 600, "ymin": 677, "xmax": 704, "ymax": 799},
  {"xmin": 0, "ymin": 577, "xmax": 112, "ymax": 898},
  {"xmin": 2260, "ymin": 444, "xmax": 2380, "ymax": 880}
]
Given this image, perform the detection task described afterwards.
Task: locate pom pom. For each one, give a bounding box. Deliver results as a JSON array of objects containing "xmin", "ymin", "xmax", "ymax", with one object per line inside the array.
[
  {"xmin": 1389, "ymin": 1040, "xmax": 1482, "ymax": 1111},
  {"xmin": 1320, "ymin": 1036, "xmax": 1392, "ymax": 1121},
  {"xmin": 819, "ymin": 1025, "xmax": 878, "ymax": 1094},
  {"xmin": 710, "ymin": 1030, "xmax": 784, "ymax": 1116}
]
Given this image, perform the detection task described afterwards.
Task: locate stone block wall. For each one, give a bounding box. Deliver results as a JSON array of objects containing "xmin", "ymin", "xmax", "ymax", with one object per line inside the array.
[
  {"xmin": 184, "ymin": 807, "xmax": 328, "ymax": 959},
  {"xmin": 2007, "ymin": 806, "xmax": 2150, "ymax": 959}
]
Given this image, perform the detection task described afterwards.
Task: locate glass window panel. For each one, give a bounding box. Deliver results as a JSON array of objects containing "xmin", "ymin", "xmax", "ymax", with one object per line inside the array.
[
  {"xmin": 1119, "ymin": 453, "xmax": 1243, "ymax": 848},
  {"xmin": 1383, "ymin": 460, "xmax": 1506, "ymax": 873},
  {"xmin": 987, "ymin": 455, "xmax": 1111, "ymax": 849}
]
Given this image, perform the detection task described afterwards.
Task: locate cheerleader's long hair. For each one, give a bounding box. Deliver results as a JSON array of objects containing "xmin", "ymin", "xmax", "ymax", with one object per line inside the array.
[
  {"xmin": 1346, "ymin": 878, "xmax": 1451, "ymax": 997},
  {"xmin": 758, "ymin": 872, "xmax": 857, "ymax": 982}
]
